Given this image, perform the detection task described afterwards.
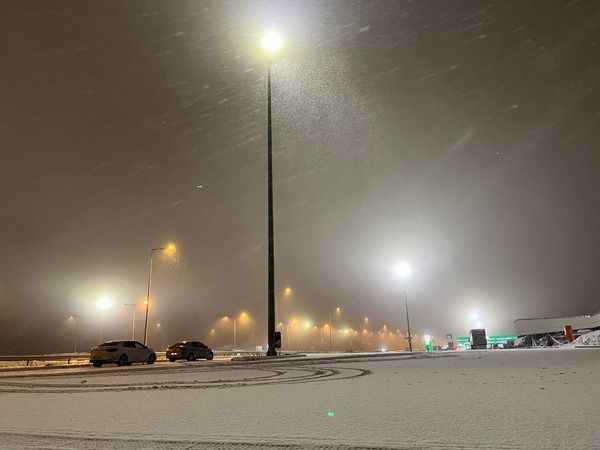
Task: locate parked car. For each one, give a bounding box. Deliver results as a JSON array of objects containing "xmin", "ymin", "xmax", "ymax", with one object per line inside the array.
[
  {"xmin": 90, "ymin": 340, "xmax": 156, "ymax": 367},
  {"xmin": 166, "ymin": 341, "xmax": 214, "ymax": 362}
]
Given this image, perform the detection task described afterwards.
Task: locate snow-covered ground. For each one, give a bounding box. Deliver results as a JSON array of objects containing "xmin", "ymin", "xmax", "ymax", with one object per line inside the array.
[{"xmin": 0, "ymin": 349, "xmax": 599, "ymax": 449}]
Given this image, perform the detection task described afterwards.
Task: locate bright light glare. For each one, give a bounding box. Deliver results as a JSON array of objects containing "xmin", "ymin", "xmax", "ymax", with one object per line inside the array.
[
  {"xmin": 470, "ymin": 312, "xmax": 480, "ymax": 321},
  {"xmin": 394, "ymin": 261, "xmax": 413, "ymax": 279},
  {"xmin": 261, "ymin": 30, "xmax": 283, "ymax": 54},
  {"xmin": 163, "ymin": 243, "xmax": 177, "ymax": 256},
  {"xmin": 424, "ymin": 334, "xmax": 432, "ymax": 344},
  {"xmin": 96, "ymin": 297, "xmax": 112, "ymax": 311},
  {"xmin": 239, "ymin": 311, "xmax": 250, "ymax": 324}
]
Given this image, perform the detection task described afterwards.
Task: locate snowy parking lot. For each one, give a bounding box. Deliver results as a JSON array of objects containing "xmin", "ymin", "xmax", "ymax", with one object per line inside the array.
[{"xmin": 0, "ymin": 349, "xmax": 599, "ymax": 449}]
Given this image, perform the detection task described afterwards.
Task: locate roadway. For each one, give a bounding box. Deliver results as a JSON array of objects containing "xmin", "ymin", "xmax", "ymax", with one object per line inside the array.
[{"xmin": 0, "ymin": 349, "xmax": 599, "ymax": 448}]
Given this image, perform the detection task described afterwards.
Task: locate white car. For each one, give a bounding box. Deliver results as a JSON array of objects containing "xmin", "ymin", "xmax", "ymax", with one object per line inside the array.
[{"xmin": 90, "ymin": 340, "xmax": 156, "ymax": 367}]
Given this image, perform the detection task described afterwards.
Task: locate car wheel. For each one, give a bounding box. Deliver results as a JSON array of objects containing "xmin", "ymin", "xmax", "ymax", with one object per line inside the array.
[
  {"xmin": 206, "ymin": 351, "xmax": 214, "ymax": 361},
  {"xmin": 147, "ymin": 353, "xmax": 156, "ymax": 364},
  {"xmin": 92, "ymin": 361, "xmax": 102, "ymax": 368},
  {"xmin": 117, "ymin": 354, "xmax": 128, "ymax": 366},
  {"xmin": 186, "ymin": 352, "xmax": 196, "ymax": 362}
]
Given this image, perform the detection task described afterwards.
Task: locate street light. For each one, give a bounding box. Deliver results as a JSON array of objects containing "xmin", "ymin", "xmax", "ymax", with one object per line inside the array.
[
  {"xmin": 260, "ymin": 30, "xmax": 284, "ymax": 357},
  {"xmin": 327, "ymin": 307, "xmax": 342, "ymax": 351},
  {"xmin": 67, "ymin": 315, "xmax": 80, "ymax": 353},
  {"xmin": 143, "ymin": 242, "xmax": 176, "ymax": 346},
  {"xmin": 394, "ymin": 261, "xmax": 414, "ymax": 352},
  {"xmin": 261, "ymin": 31, "xmax": 283, "ymax": 54},
  {"xmin": 123, "ymin": 303, "xmax": 137, "ymax": 340},
  {"xmin": 95, "ymin": 296, "xmax": 112, "ymax": 311},
  {"xmin": 95, "ymin": 297, "xmax": 112, "ymax": 343},
  {"xmin": 222, "ymin": 312, "xmax": 252, "ymax": 347}
]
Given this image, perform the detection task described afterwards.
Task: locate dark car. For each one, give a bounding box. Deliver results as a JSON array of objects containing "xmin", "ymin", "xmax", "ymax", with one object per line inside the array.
[{"xmin": 166, "ymin": 341, "xmax": 214, "ymax": 362}]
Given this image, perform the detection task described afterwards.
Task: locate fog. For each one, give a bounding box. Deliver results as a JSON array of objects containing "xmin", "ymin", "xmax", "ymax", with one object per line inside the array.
[{"xmin": 1, "ymin": 0, "xmax": 599, "ymax": 353}]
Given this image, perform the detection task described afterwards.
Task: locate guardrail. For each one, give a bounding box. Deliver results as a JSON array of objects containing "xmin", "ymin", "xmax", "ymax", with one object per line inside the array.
[{"xmin": 0, "ymin": 350, "xmax": 265, "ymax": 369}]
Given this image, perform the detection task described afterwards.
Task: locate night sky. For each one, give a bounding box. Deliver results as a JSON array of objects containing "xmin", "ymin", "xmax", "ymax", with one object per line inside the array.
[{"xmin": 2, "ymin": 0, "xmax": 600, "ymax": 353}]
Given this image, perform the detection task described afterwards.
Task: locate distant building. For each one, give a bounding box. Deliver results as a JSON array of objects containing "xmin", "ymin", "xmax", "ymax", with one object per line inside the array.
[{"xmin": 514, "ymin": 312, "xmax": 600, "ymax": 337}]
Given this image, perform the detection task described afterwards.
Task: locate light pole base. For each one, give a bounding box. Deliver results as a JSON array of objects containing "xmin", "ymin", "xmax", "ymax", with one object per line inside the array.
[{"xmin": 266, "ymin": 347, "xmax": 278, "ymax": 356}]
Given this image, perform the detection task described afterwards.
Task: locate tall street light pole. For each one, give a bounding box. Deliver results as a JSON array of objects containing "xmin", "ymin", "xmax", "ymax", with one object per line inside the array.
[
  {"xmin": 266, "ymin": 63, "xmax": 276, "ymax": 356},
  {"xmin": 124, "ymin": 303, "xmax": 136, "ymax": 340},
  {"xmin": 143, "ymin": 243, "xmax": 176, "ymax": 346},
  {"xmin": 67, "ymin": 315, "xmax": 80, "ymax": 353},
  {"xmin": 95, "ymin": 297, "xmax": 112, "ymax": 343},
  {"xmin": 394, "ymin": 261, "xmax": 414, "ymax": 352},
  {"xmin": 233, "ymin": 318, "xmax": 237, "ymax": 347},
  {"xmin": 261, "ymin": 31, "xmax": 283, "ymax": 357},
  {"xmin": 404, "ymin": 290, "xmax": 413, "ymax": 352},
  {"xmin": 143, "ymin": 247, "xmax": 160, "ymax": 347}
]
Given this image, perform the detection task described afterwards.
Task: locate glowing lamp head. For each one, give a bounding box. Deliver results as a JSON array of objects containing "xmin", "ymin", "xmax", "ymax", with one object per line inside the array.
[
  {"xmin": 261, "ymin": 30, "xmax": 283, "ymax": 54},
  {"xmin": 163, "ymin": 243, "xmax": 177, "ymax": 256},
  {"xmin": 394, "ymin": 261, "xmax": 413, "ymax": 279},
  {"xmin": 96, "ymin": 297, "xmax": 112, "ymax": 311},
  {"xmin": 239, "ymin": 311, "xmax": 250, "ymax": 324}
]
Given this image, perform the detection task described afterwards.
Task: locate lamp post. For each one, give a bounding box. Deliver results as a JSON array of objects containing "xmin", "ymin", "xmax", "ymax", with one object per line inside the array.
[
  {"xmin": 123, "ymin": 303, "xmax": 137, "ymax": 340},
  {"xmin": 95, "ymin": 296, "xmax": 112, "ymax": 343},
  {"xmin": 143, "ymin": 243, "xmax": 176, "ymax": 346},
  {"xmin": 233, "ymin": 317, "xmax": 237, "ymax": 347},
  {"xmin": 222, "ymin": 312, "xmax": 251, "ymax": 348},
  {"xmin": 67, "ymin": 315, "xmax": 80, "ymax": 353},
  {"xmin": 394, "ymin": 261, "xmax": 414, "ymax": 352},
  {"xmin": 261, "ymin": 31, "xmax": 283, "ymax": 356}
]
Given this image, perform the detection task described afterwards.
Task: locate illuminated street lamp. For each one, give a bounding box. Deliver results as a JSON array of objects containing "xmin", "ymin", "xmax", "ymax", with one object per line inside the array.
[
  {"xmin": 95, "ymin": 296, "xmax": 112, "ymax": 311},
  {"xmin": 67, "ymin": 315, "xmax": 80, "ymax": 353},
  {"xmin": 260, "ymin": 30, "xmax": 284, "ymax": 357},
  {"xmin": 327, "ymin": 307, "xmax": 342, "ymax": 351},
  {"xmin": 95, "ymin": 296, "xmax": 112, "ymax": 343},
  {"xmin": 222, "ymin": 311, "xmax": 252, "ymax": 347},
  {"xmin": 143, "ymin": 242, "xmax": 176, "ymax": 346},
  {"xmin": 261, "ymin": 31, "xmax": 283, "ymax": 54},
  {"xmin": 394, "ymin": 261, "xmax": 414, "ymax": 352},
  {"xmin": 123, "ymin": 303, "xmax": 137, "ymax": 340}
]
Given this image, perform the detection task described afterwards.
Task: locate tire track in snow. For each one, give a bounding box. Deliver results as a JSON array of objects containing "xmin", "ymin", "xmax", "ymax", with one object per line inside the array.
[{"xmin": 0, "ymin": 365, "xmax": 370, "ymax": 394}]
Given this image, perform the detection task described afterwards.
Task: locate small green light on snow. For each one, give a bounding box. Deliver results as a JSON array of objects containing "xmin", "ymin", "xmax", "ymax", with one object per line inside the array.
[{"xmin": 327, "ymin": 411, "xmax": 335, "ymax": 417}]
